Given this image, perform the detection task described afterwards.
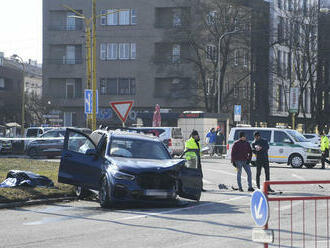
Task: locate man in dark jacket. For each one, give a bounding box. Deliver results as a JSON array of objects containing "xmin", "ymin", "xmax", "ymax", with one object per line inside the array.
[
  {"xmin": 231, "ymin": 132, "xmax": 254, "ymax": 192},
  {"xmin": 252, "ymin": 131, "xmax": 273, "ymax": 192}
]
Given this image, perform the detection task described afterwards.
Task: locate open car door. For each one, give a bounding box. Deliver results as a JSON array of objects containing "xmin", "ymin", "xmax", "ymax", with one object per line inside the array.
[
  {"xmin": 58, "ymin": 128, "xmax": 103, "ymax": 190},
  {"xmin": 177, "ymin": 149, "xmax": 202, "ymax": 201}
]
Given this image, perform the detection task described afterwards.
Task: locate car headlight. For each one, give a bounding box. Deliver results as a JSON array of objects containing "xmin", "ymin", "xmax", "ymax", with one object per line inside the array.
[
  {"xmin": 113, "ymin": 171, "xmax": 135, "ymax": 181},
  {"xmin": 304, "ymin": 148, "xmax": 312, "ymax": 153}
]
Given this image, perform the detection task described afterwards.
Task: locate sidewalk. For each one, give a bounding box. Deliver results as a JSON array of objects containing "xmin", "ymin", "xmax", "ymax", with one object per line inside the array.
[{"xmin": 0, "ymin": 196, "xmax": 76, "ymax": 209}]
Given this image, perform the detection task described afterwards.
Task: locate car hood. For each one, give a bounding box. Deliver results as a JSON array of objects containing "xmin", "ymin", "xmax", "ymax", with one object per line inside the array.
[
  {"xmin": 108, "ymin": 157, "xmax": 185, "ymax": 174},
  {"xmin": 297, "ymin": 142, "xmax": 319, "ymax": 149}
]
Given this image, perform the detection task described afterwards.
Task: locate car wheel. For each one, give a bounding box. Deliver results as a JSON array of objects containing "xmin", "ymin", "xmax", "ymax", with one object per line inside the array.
[
  {"xmin": 304, "ymin": 164, "xmax": 316, "ymax": 169},
  {"xmin": 290, "ymin": 154, "xmax": 304, "ymax": 168},
  {"xmin": 75, "ymin": 186, "xmax": 91, "ymax": 199},
  {"xmin": 99, "ymin": 176, "xmax": 112, "ymax": 208},
  {"xmin": 28, "ymin": 148, "xmax": 38, "ymax": 158}
]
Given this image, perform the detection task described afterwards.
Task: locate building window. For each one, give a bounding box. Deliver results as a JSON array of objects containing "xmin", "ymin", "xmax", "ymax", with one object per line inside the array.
[
  {"xmin": 100, "ymin": 78, "xmax": 136, "ymax": 95},
  {"xmin": 131, "ymin": 43, "xmax": 136, "ymax": 59},
  {"xmin": 107, "ymin": 9, "xmax": 119, "ymax": 25},
  {"xmin": 119, "ymin": 43, "xmax": 130, "ymax": 59},
  {"xmin": 172, "ymin": 44, "xmax": 181, "ymax": 63},
  {"xmin": 277, "ymin": 50, "xmax": 282, "ymax": 77},
  {"xmin": 100, "ymin": 43, "xmax": 135, "ymax": 60},
  {"xmin": 66, "ymin": 79, "xmax": 75, "ymax": 99},
  {"xmin": 100, "ymin": 10, "xmax": 107, "ymax": 25},
  {"xmin": 234, "ymin": 50, "xmax": 239, "ymax": 66},
  {"xmin": 64, "ymin": 112, "xmax": 73, "ymax": 127},
  {"xmin": 100, "ymin": 43, "xmax": 107, "ymax": 60},
  {"xmin": 278, "ymin": 0, "xmax": 282, "ymax": 9},
  {"xmin": 276, "ymin": 85, "xmax": 283, "ymax": 111},
  {"xmin": 206, "ymin": 45, "xmax": 217, "ymax": 61},
  {"xmin": 243, "ymin": 51, "xmax": 249, "ymax": 67},
  {"xmin": 107, "ymin": 43, "xmax": 118, "ymax": 60},
  {"xmin": 65, "ymin": 45, "xmax": 76, "ymax": 64},
  {"xmin": 0, "ymin": 78, "xmax": 4, "ymax": 89},
  {"xmin": 102, "ymin": 9, "xmax": 136, "ymax": 26},
  {"xmin": 119, "ymin": 10, "xmax": 130, "ymax": 25},
  {"xmin": 173, "ymin": 9, "xmax": 182, "ymax": 27},
  {"xmin": 207, "ymin": 11, "xmax": 216, "ymax": 25},
  {"xmin": 131, "ymin": 9, "xmax": 136, "ymax": 25},
  {"xmin": 66, "ymin": 12, "xmax": 76, "ymax": 30}
]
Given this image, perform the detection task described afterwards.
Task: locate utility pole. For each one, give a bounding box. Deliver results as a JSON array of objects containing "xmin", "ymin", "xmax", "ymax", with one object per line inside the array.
[{"xmin": 92, "ymin": 0, "xmax": 97, "ymax": 131}]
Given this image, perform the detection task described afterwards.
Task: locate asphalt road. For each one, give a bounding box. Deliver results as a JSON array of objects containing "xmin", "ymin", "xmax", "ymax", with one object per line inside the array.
[{"xmin": 1, "ymin": 159, "xmax": 330, "ymax": 248}]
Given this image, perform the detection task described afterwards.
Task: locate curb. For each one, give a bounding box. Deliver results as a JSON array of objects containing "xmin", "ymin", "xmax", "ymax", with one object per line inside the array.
[{"xmin": 0, "ymin": 196, "xmax": 77, "ymax": 209}]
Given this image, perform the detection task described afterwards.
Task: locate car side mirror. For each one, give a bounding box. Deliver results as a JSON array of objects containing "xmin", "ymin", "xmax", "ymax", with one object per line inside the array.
[{"xmin": 86, "ymin": 148, "xmax": 97, "ymax": 156}]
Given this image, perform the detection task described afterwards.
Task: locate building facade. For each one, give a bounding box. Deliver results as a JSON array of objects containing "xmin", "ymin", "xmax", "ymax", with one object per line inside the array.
[{"xmin": 43, "ymin": 0, "xmax": 199, "ymax": 127}]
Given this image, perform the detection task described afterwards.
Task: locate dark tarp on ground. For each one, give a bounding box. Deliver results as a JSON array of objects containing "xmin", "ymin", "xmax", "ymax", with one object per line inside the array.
[{"xmin": 0, "ymin": 170, "xmax": 54, "ymax": 188}]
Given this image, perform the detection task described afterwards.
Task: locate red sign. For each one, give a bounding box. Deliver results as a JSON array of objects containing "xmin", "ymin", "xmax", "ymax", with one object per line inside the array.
[{"xmin": 110, "ymin": 101, "xmax": 134, "ymax": 123}]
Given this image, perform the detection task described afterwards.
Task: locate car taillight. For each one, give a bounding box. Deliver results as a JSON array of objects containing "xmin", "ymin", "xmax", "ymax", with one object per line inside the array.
[
  {"xmin": 168, "ymin": 139, "xmax": 172, "ymax": 147},
  {"xmin": 227, "ymin": 144, "xmax": 229, "ymax": 150}
]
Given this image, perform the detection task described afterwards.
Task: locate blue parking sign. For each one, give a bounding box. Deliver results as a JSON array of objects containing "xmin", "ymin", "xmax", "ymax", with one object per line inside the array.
[
  {"xmin": 251, "ymin": 190, "xmax": 269, "ymax": 227},
  {"xmin": 234, "ymin": 105, "xmax": 241, "ymax": 115}
]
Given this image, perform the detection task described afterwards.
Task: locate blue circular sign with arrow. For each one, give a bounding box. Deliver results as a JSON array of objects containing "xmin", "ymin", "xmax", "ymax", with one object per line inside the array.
[{"xmin": 250, "ymin": 190, "xmax": 269, "ymax": 227}]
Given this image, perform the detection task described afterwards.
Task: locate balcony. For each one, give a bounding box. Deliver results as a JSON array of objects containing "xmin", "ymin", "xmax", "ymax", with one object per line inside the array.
[{"xmin": 48, "ymin": 24, "xmax": 83, "ymax": 31}]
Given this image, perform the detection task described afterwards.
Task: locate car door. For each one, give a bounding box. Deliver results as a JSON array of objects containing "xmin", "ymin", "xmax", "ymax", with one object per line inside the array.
[
  {"xmin": 178, "ymin": 149, "xmax": 202, "ymax": 201},
  {"xmin": 58, "ymin": 128, "xmax": 103, "ymax": 190},
  {"xmin": 272, "ymin": 131, "xmax": 293, "ymax": 163}
]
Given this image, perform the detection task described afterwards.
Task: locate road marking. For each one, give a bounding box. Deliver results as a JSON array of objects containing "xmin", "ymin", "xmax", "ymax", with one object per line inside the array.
[
  {"xmin": 291, "ymin": 173, "xmax": 305, "ymax": 180},
  {"xmin": 206, "ymin": 168, "xmax": 257, "ymax": 185},
  {"xmin": 254, "ymin": 198, "xmax": 263, "ymax": 219},
  {"xmin": 116, "ymin": 195, "xmax": 248, "ymax": 221}
]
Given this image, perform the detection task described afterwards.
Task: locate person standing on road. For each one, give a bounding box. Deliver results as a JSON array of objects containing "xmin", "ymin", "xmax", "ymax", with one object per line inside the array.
[
  {"xmin": 185, "ymin": 130, "xmax": 206, "ymax": 191},
  {"xmin": 215, "ymin": 127, "xmax": 225, "ymax": 156},
  {"xmin": 321, "ymin": 132, "xmax": 330, "ymax": 169},
  {"xmin": 252, "ymin": 132, "xmax": 274, "ymax": 192},
  {"xmin": 231, "ymin": 132, "xmax": 254, "ymax": 192},
  {"xmin": 206, "ymin": 128, "xmax": 216, "ymax": 156}
]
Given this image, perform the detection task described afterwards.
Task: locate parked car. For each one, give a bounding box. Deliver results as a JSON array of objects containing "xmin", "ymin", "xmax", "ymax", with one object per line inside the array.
[
  {"xmin": 26, "ymin": 128, "xmax": 91, "ymax": 158},
  {"xmin": 0, "ymin": 139, "xmax": 12, "ymax": 154},
  {"xmin": 58, "ymin": 128, "xmax": 202, "ymax": 208},
  {"xmin": 227, "ymin": 127, "xmax": 321, "ymax": 168},
  {"xmin": 303, "ymin": 133, "xmax": 320, "ymax": 146},
  {"xmin": 131, "ymin": 127, "xmax": 185, "ymax": 156}
]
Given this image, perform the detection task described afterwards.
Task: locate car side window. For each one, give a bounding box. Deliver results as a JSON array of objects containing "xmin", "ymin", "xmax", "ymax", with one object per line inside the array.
[
  {"xmin": 274, "ymin": 131, "xmax": 292, "ymax": 143},
  {"xmin": 67, "ymin": 131, "xmax": 96, "ymax": 154},
  {"xmin": 258, "ymin": 130, "xmax": 271, "ymax": 142}
]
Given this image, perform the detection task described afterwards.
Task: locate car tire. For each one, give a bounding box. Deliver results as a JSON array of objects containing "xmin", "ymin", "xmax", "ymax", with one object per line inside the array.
[
  {"xmin": 99, "ymin": 176, "xmax": 112, "ymax": 208},
  {"xmin": 28, "ymin": 148, "xmax": 38, "ymax": 158},
  {"xmin": 290, "ymin": 154, "xmax": 304, "ymax": 168},
  {"xmin": 75, "ymin": 186, "xmax": 91, "ymax": 199},
  {"xmin": 304, "ymin": 164, "xmax": 316, "ymax": 169}
]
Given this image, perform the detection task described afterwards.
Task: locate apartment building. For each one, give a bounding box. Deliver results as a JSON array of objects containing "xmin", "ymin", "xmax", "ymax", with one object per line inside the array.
[
  {"xmin": 266, "ymin": 0, "xmax": 318, "ymax": 127},
  {"xmin": 43, "ymin": 0, "xmax": 198, "ymax": 127}
]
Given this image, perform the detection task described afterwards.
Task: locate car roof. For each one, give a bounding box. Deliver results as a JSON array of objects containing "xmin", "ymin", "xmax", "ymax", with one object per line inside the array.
[
  {"xmin": 231, "ymin": 127, "xmax": 293, "ymax": 131},
  {"xmin": 93, "ymin": 129, "xmax": 160, "ymax": 142}
]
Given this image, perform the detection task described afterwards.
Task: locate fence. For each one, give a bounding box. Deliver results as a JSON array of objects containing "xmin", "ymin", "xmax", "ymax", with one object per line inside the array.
[{"xmin": 263, "ymin": 180, "xmax": 330, "ymax": 248}]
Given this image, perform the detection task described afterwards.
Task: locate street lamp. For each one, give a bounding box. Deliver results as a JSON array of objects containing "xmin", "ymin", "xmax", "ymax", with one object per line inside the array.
[
  {"xmin": 217, "ymin": 30, "xmax": 240, "ymax": 114},
  {"xmin": 11, "ymin": 54, "xmax": 25, "ymax": 137}
]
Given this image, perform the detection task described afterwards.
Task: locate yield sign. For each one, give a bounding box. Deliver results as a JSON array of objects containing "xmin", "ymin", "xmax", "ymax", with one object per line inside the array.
[{"xmin": 110, "ymin": 101, "xmax": 134, "ymax": 123}]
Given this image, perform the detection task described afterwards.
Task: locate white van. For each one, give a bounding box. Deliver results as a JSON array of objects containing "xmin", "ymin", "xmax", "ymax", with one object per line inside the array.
[
  {"xmin": 132, "ymin": 127, "xmax": 185, "ymax": 156},
  {"xmin": 226, "ymin": 127, "xmax": 322, "ymax": 168}
]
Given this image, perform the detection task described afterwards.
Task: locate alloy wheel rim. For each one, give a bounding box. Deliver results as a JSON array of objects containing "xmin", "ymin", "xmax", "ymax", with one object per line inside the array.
[{"xmin": 292, "ymin": 157, "xmax": 302, "ymax": 167}]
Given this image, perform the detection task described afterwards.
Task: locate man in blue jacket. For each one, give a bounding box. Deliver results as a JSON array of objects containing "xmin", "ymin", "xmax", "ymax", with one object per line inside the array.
[{"xmin": 252, "ymin": 131, "xmax": 273, "ymax": 192}]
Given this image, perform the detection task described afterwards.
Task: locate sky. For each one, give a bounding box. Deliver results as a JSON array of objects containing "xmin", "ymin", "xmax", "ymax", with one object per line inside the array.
[{"xmin": 0, "ymin": 0, "xmax": 42, "ymax": 63}]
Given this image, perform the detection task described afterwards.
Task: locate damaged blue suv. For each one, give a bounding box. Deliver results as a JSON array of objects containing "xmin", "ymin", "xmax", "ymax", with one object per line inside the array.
[{"xmin": 58, "ymin": 128, "xmax": 202, "ymax": 208}]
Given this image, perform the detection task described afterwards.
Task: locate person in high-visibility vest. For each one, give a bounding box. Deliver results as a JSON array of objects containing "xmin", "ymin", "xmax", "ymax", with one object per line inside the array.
[
  {"xmin": 184, "ymin": 130, "xmax": 205, "ymax": 191},
  {"xmin": 321, "ymin": 132, "xmax": 330, "ymax": 169}
]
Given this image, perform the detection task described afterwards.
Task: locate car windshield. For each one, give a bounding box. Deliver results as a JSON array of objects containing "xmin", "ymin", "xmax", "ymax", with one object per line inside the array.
[
  {"xmin": 287, "ymin": 130, "xmax": 309, "ymax": 142},
  {"xmin": 109, "ymin": 137, "xmax": 171, "ymax": 160}
]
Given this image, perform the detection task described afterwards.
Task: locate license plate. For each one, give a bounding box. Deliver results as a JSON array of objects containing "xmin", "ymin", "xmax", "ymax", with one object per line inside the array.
[{"xmin": 144, "ymin": 190, "xmax": 168, "ymax": 197}]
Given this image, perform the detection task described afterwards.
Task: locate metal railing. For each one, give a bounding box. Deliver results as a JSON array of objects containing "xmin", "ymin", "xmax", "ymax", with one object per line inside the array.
[{"xmin": 263, "ymin": 180, "xmax": 330, "ymax": 248}]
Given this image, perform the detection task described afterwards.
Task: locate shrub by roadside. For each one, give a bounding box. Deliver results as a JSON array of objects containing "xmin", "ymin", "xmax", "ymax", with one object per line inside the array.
[{"xmin": 0, "ymin": 159, "xmax": 74, "ymax": 203}]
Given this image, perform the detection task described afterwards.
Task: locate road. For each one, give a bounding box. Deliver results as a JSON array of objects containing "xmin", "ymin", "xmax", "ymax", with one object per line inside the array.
[{"xmin": 1, "ymin": 159, "xmax": 330, "ymax": 248}]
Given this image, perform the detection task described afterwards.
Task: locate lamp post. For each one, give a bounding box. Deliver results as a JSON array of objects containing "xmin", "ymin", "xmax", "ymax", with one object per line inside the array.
[
  {"xmin": 11, "ymin": 54, "xmax": 25, "ymax": 136},
  {"xmin": 217, "ymin": 30, "xmax": 240, "ymax": 114}
]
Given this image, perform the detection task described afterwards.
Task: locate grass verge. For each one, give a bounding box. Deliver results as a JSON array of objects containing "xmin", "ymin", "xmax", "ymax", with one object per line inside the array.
[{"xmin": 0, "ymin": 159, "xmax": 75, "ymax": 203}]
